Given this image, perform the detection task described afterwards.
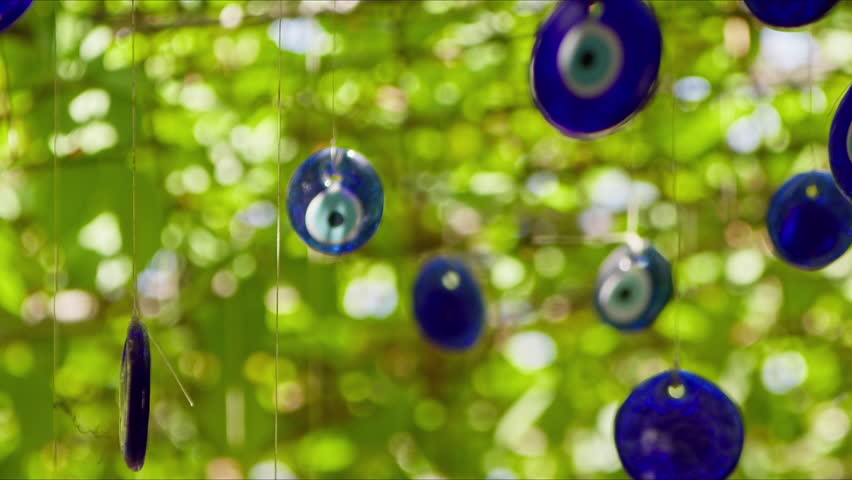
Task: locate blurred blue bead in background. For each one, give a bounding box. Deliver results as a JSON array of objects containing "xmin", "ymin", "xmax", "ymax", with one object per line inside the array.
[
  {"xmin": 766, "ymin": 171, "xmax": 852, "ymax": 270},
  {"xmin": 0, "ymin": 0, "xmax": 32, "ymax": 33},
  {"xmin": 287, "ymin": 147, "xmax": 384, "ymax": 255},
  {"xmin": 744, "ymin": 0, "xmax": 838, "ymax": 29},
  {"xmin": 414, "ymin": 256, "xmax": 485, "ymax": 351},
  {"xmin": 594, "ymin": 242, "xmax": 672, "ymax": 331},
  {"xmin": 829, "ymin": 85, "xmax": 852, "ymax": 201}
]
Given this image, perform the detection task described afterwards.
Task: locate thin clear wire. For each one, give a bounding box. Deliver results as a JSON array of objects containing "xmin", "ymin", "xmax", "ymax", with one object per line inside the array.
[
  {"xmin": 809, "ymin": 26, "xmax": 818, "ymax": 172},
  {"xmin": 130, "ymin": 0, "xmax": 139, "ymax": 320},
  {"xmin": 670, "ymin": 1, "xmax": 682, "ymax": 375},
  {"xmin": 51, "ymin": 1, "xmax": 60, "ymax": 474},
  {"xmin": 274, "ymin": 1, "xmax": 284, "ymax": 477},
  {"xmin": 0, "ymin": 40, "xmax": 15, "ymax": 164}
]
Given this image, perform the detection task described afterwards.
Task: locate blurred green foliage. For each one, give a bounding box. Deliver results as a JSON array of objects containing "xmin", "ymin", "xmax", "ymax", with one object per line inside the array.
[{"xmin": 0, "ymin": 0, "xmax": 851, "ymax": 478}]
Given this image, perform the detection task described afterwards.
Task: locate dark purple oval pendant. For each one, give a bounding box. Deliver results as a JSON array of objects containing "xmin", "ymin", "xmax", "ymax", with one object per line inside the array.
[
  {"xmin": 120, "ymin": 318, "xmax": 151, "ymax": 471},
  {"xmin": 615, "ymin": 370, "xmax": 744, "ymax": 480},
  {"xmin": 744, "ymin": 0, "xmax": 838, "ymax": 29}
]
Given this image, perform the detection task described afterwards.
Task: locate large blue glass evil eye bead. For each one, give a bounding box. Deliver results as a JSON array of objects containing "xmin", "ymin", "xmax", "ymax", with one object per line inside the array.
[
  {"xmin": 744, "ymin": 0, "xmax": 838, "ymax": 28},
  {"xmin": 829, "ymin": 86, "xmax": 852, "ymax": 201},
  {"xmin": 0, "ymin": 0, "xmax": 33, "ymax": 32},
  {"xmin": 594, "ymin": 242, "xmax": 673, "ymax": 331},
  {"xmin": 414, "ymin": 257, "xmax": 485, "ymax": 351},
  {"xmin": 530, "ymin": 0, "xmax": 662, "ymax": 139},
  {"xmin": 287, "ymin": 147, "xmax": 384, "ymax": 255},
  {"xmin": 120, "ymin": 318, "xmax": 151, "ymax": 472},
  {"xmin": 766, "ymin": 171, "xmax": 852, "ymax": 270},
  {"xmin": 615, "ymin": 370, "xmax": 744, "ymax": 480}
]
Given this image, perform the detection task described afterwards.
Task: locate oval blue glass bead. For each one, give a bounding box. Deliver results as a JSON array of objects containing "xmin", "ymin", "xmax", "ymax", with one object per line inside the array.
[
  {"xmin": 530, "ymin": 0, "xmax": 662, "ymax": 139},
  {"xmin": 615, "ymin": 370, "xmax": 744, "ymax": 480},
  {"xmin": 120, "ymin": 319, "xmax": 151, "ymax": 472},
  {"xmin": 829, "ymin": 85, "xmax": 852, "ymax": 201},
  {"xmin": 287, "ymin": 147, "xmax": 384, "ymax": 255},
  {"xmin": 594, "ymin": 242, "xmax": 672, "ymax": 331},
  {"xmin": 744, "ymin": 0, "xmax": 838, "ymax": 28},
  {"xmin": 766, "ymin": 171, "xmax": 852, "ymax": 270},
  {"xmin": 0, "ymin": 0, "xmax": 33, "ymax": 32},
  {"xmin": 413, "ymin": 257, "xmax": 485, "ymax": 351}
]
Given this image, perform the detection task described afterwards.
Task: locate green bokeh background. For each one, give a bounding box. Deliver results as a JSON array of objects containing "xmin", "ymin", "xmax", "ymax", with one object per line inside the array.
[{"xmin": 0, "ymin": 0, "xmax": 851, "ymax": 478}]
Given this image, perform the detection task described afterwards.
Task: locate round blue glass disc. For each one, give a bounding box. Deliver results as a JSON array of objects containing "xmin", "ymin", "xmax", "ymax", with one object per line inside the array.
[
  {"xmin": 615, "ymin": 370, "xmax": 744, "ymax": 480},
  {"xmin": 413, "ymin": 256, "xmax": 485, "ymax": 351},
  {"xmin": 530, "ymin": 0, "xmax": 662, "ymax": 138},
  {"xmin": 594, "ymin": 242, "xmax": 672, "ymax": 331},
  {"xmin": 829, "ymin": 85, "xmax": 852, "ymax": 201},
  {"xmin": 744, "ymin": 0, "xmax": 838, "ymax": 28},
  {"xmin": 766, "ymin": 171, "xmax": 852, "ymax": 270},
  {"xmin": 0, "ymin": 0, "xmax": 32, "ymax": 32},
  {"xmin": 287, "ymin": 147, "xmax": 383, "ymax": 255}
]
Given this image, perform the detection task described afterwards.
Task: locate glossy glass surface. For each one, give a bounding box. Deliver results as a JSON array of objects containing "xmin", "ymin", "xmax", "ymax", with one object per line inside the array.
[
  {"xmin": 413, "ymin": 256, "xmax": 485, "ymax": 351},
  {"xmin": 615, "ymin": 370, "xmax": 744, "ymax": 480},
  {"xmin": 829, "ymin": 85, "xmax": 852, "ymax": 201},
  {"xmin": 530, "ymin": 0, "xmax": 662, "ymax": 138},
  {"xmin": 119, "ymin": 319, "xmax": 151, "ymax": 472},
  {"xmin": 766, "ymin": 171, "xmax": 852, "ymax": 270},
  {"xmin": 594, "ymin": 242, "xmax": 672, "ymax": 331},
  {"xmin": 287, "ymin": 147, "xmax": 384, "ymax": 255},
  {"xmin": 744, "ymin": 0, "xmax": 838, "ymax": 28}
]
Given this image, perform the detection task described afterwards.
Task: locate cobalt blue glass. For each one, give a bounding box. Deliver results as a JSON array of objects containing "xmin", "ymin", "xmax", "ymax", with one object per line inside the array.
[
  {"xmin": 829, "ymin": 86, "xmax": 852, "ymax": 201},
  {"xmin": 0, "ymin": 0, "xmax": 32, "ymax": 32},
  {"xmin": 744, "ymin": 0, "xmax": 838, "ymax": 28},
  {"xmin": 594, "ymin": 242, "xmax": 672, "ymax": 331},
  {"xmin": 530, "ymin": 0, "xmax": 662, "ymax": 139},
  {"xmin": 615, "ymin": 370, "xmax": 744, "ymax": 480},
  {"xmin": 766, "ymin": 171, "xmax": 852, "ymax": 270},
  {"xmin": 413, "ymin": 256, "xmax": 485, "ymax": 351},
  {"xmin": 120, "ymin": 318, "xmax": 151, "ymax": 472},
  {"xmin": 287, "ymin": 147, "xmax": 384, "ymax": 255}
]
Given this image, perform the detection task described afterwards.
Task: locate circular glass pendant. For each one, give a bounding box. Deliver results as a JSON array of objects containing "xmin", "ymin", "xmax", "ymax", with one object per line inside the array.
[
  {"xmin": 615, "ymin": 370, "xmax": 744, "ymax": 480},
  {"xmin": 0, "ymin": 0, "xmax": 32, "ymax": 32},
  {"xmin": 287, "ymin": 147, "xmax": 384, "ymax": 255},
  {"xmin": 766, "ymin": 171, "xmax": 852, "ymax": 270},
  {"xmin": 413, "ymin": 256, "xmax": 485, "ymax": 351},
  {"xmin": 530, "ymin": 0, "xmax": 662, "ymax": 139},
  {"xmin": 594, "ymin": 242, "xmax": 672, "ymax": 331},
  {"xmin": 120, "ymin": 319, "xmax": 151, "ymax": 472},
  {"xmin": 829, "ymin": 86, "xmax": 852, "ymax": 201},
  {"xmin": 744, "ymin": 0, "xmax": 838, "ymax": 28}
]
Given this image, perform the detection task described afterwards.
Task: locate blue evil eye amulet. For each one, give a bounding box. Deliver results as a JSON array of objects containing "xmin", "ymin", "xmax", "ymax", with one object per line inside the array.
[
  {"xmin": 615, "ymin": 370, "xmax": 745, "ymax": 480},
  {"xmin": 120, "ymin": 318, "xmax": 151, "ymax": 472},
  {"xmin": 829, "ymin": 85, "xmax": 852, "ymax": 201},
  {"xmin": 530, "ymin": 0, "xmax": 662, "ymax": 138},
  {"xmin": 594, "ymin": 242, "xmax": 673, "ymax": 331},
  {"xmin": 287, "ymin": 147, "xmax": 384, "ymax": 255},
  {"xmin": 743, "ymin": 0, "xmax": 838, "ymax": 29},
  {"xmin": 0, "ymin": 0, "xmax": 32, "ymax": 32},
  {"xmin": 766, "ymin": 171, "xmax": 852, "ymax": 270},
  {"xmin": 413, "ymin": 256, "xmax": 485, "ymax": 351}
]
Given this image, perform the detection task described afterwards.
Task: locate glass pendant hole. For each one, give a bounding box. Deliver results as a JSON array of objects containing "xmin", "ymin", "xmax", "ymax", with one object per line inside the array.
[
  {"xmin": 442, "ymin": 271, "xmax": 461, "ymax": 290},
  {"xmin": 325, "ymin": 173, "xmax": 343, "ymax": 186},
  {"xmin": 667, "ymin": 383, "xmax": 685, "ymax": 399},
  {"xmin": 806, "ymin": 184, "xmax": 820, "ymax": 199},
  {"xmin": 588, "ymin": 1, "xmax": 604, "ymax": 20}
]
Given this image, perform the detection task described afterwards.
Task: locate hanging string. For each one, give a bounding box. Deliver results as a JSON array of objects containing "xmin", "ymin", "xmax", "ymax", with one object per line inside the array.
[
  {"xmin": 273, "ymin": 1, "xmax": 284, "ymax": 477},
  {"xmin": 625, "ymin": 124, "xmax": 640, "ymax": 243},
  {"xmin": 808, "ymin": 26, "xmax": 818, "ymax": 172},
  {"xmin": 130, "ymin": 0, "xmax": 139, "ymax": 320},
  {"xmin": 51, "ymin": 1, "xmax": 61, "ymax": 473},
  {"xmin": 670, "ymin": 1, "xmax": 683, "ymax": 378},
  {"xmin": 0, "ymin": 39, "xmax": 16, "ymax": 165},
  {"xmin": 330, "ymin": 1, "xmax": 341, "ymax": 168}
]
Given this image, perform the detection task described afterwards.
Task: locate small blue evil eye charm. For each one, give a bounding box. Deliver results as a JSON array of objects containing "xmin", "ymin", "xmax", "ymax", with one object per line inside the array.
[
  {"xmin": 829, "ymin": 86, "xmax": 852, "ymax": 201},
  {"xmin": 615, "ymin": 370, "xmax": 744, "ymax": 480},
  {"xmin": 120, "ymin": 318, "xmax": 151, "ymax": 472},
  {"xmin": 744, "ymin": 0, "xmax": 838, "ymax": 28},
  {"xmin": 594, "ymin": 242, "xmax": 673, "ymax": 331},
  {"xmin": 766, "ymin": 171, "xmax": 852, "ymax": 270},
  {"xmin": 287, "ymin": 147, "xmax": 384, "ymax": 255},
  {"xmin": 0, "ymin": 0, "xmax": 32, "ymax": 32},
  {"xmin": 413, "ymin": 256, "xmax": 485, "ymax": 351},
  {"xmin": 530, "ymin": 0, "xmax": 662, "ymax": 139}
]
